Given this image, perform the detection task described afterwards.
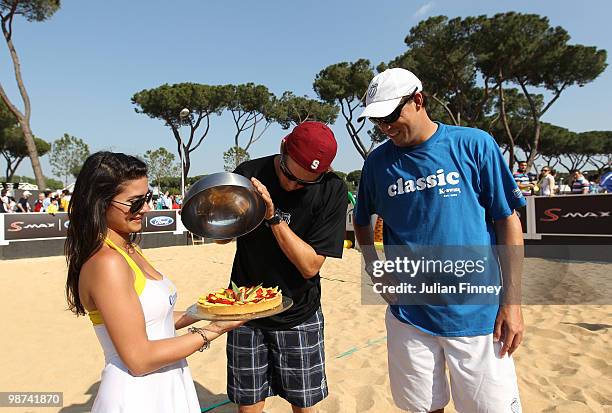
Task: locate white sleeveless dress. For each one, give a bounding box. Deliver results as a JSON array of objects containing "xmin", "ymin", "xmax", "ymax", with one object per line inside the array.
[{"xmin": 88, "ymin": 239, "xmax": 201, "ymax": 412}]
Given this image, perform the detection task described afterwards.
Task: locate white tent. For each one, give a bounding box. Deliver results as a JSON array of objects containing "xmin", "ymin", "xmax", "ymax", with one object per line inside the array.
[{"xmin": 63, "ymin": 182, "xmax": 75, "ymax": 192}]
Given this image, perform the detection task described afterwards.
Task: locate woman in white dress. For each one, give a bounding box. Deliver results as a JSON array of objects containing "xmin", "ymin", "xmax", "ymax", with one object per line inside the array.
[
  {"xmin": 65, "ymin": 152, "xmax": 243, "ymax": 412},
  {"xmin": 538, "ymin": 166, "xmax": 556, "ymax": 196}
]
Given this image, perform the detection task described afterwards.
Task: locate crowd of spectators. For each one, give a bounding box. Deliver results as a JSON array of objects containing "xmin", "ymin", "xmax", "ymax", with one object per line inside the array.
[
  {"xmin": 512, "ymin": 161, "xmax": 611, "ymax": 196},
  {"xmin": 1, "ymin": 187, "xmax": 185, "ymax": 214},
  {"xmin": 1, "ymin": 189, "xmax": 71, "ymax": 214},
  {"xmin": 153, "ymin": 191, "xmax": 182, "ymax": 210}
]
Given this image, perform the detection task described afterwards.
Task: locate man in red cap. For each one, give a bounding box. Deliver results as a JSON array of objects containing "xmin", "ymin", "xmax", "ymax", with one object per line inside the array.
[{"xmin": 219, "ymin": 121, "xmax": 348, "ymax": 413}]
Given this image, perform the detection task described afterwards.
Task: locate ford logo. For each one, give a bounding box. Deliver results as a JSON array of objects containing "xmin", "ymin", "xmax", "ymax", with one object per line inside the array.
[{"xmin": 150, "ymin": 216, "xmax": 174, "ymax": 227}]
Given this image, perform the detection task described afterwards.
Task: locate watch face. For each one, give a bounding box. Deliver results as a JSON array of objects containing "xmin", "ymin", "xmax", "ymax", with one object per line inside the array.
[{"xmin": 265, "ymin": 211, "xmax": 281, "ymax": 224}]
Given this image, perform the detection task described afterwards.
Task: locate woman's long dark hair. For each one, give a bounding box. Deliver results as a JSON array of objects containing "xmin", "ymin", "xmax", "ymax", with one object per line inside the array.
[{"xmin": 65, "ymin": 151, "xmax": 148, "ymax": 316}]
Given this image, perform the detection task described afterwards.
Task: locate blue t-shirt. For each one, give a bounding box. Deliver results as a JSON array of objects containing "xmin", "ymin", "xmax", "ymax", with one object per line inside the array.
[
  {"xmin": 354, "ymin": 122, "xmax": 526, "ymax": 337},
  {"xmin": 600, "ymin": 171, "xmax": 612, "ymax": 193}
]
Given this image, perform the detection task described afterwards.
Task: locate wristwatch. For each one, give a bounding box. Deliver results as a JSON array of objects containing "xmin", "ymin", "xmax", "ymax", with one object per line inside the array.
[{"xmin": 265, "ymin": 208, "xmax": 283, "ymax": 227}]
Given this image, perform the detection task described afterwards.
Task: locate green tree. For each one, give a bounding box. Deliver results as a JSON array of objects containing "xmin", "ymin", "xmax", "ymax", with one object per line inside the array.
[
  {"xmin": 475, "ymin": 12, "xmax": 607, "ymax": 169},
  {"xmin": 384, "ymin": 16, "xmax": 494, "ymax": 129},
  {"xmin": 0, "ymin": 0, "xmax": 60, "ymax": 190},
  {"xmin": 346, "ymin": 170, "xmax": 362, "ymax": 188},
  {"xmin": 581, "ymin": 131, "xmax": 612, "ymax": 172},
  {"xmin": 517, "ymin": 125, "xmax": 612, "ymax": 174},
  {"xmin": 11, "ymin": 174, "xmax": 62, "ymax": 189},
  {"xmin": 386, "ymin": 16, "xmax": 541, "ymax": 164},
  {"xmin": 154, "ymin": 176, "xmax": 181, "ymax": 195},
  {"xmin": 49, "ymin": 133, "xmax": 90, "ymax": 186},
  {"xmin": 0, "ymin": 95, "xmax": 14, "ymax": 131},
  {"xmin": 0, "ymin": 125, "xmax": 50, "ymax": 181},
  {"xmin": 132, "ymin": 83, "xmax": 225, "ymax": 179},
  {"xmin": 143, "ymin": 147, "xmax": 181, "ymax": 190},
  {"xmin": 557, "ymin": 133, "xmax": 592, "ymax": 173},
  {"xmin": 487, "ymin": 88, "xmax": 545, "ymax": 164},
  {"xmin": 70, "ymin": 164, "xmax": 82, "ymax": 179},
  {"xmin": 532, "ymin": 123, "xmax": 575, "ymax": 171},
  {"xmin": 223, "ymin": 83, "xmax": 278, "ymax": 154},
  {"xmin": 223, "ymin": 146, "xmax": 250, "ymax": 172},
  {"xmin": 275, "ymin": 91, "xmax": 338, "ymax": 128},
  {"xmin": 313, "ymin": 59, "xmax": 375, "ymax": 159},
  {"xmin": 331, "ymin": 170, "xmax": 358, "ymax": 192},
  {"xmin": 564, "ymin": 131, "xmax": 612, "ymax": 173},
  {"xmin": 385, "ymin": 13, "xmax": 607, "ymax": 169},
  {"xmin": 501, "ymin": 90, "xmax": 543, "ymax": 164},
  {"xmin": 333, "ymin": 170, "xmax": 347, "ymax": 180},
  {"xmin": 186, "ymin": 174, "xmax": 206, "ymax": 186}
]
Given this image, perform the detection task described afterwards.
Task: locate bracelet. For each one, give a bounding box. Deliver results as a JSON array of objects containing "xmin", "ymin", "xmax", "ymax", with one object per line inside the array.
[{"xmin": 188, "ymin": 327, "xmax": 210, "ymax": 352}]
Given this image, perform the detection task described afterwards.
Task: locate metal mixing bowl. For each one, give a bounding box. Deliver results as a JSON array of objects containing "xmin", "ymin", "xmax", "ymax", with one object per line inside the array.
[{"xmin": 181, "ymin": 172, "xmax": 266, "ymax": 239}]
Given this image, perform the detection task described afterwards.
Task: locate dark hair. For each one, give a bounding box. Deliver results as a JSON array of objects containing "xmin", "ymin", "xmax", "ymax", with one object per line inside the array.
[{"xmin": 65, "ymin": 151, "xmax": 147, "ymax": 316}]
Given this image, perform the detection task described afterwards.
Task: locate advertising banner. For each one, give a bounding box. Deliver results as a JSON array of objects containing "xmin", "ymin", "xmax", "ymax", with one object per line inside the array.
[
  {"xmin": 142, "ymin": 210, "xmax": 177, "ymax": 233},
  {"xmin": 3, "ymin": 210, "xmax": 179, "ymax": 241},
  {"xmin": 4, "ymin": 213, "xmax": 69, "ymax": 241},
  {"xmin": 534, "ymin": 194, "xmax": 612, "ymax": 235}
]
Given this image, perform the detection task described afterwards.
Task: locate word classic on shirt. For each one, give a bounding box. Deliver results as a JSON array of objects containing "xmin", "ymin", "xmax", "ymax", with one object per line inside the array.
[{"xmin": 388, "ymin": 169, "xmax": 461, "ymax": 197}]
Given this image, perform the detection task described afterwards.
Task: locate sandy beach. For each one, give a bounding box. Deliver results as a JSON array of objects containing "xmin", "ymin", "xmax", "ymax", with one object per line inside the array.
[{"xmin": 0, "ymin": 243, "xmax": 611, "ymax": 412}]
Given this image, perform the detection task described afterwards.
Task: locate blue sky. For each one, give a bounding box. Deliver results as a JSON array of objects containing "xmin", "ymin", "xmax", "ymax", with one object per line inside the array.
[{"xmin": 2, "ymin": 0, "xmax": 611, "ymax": 181}]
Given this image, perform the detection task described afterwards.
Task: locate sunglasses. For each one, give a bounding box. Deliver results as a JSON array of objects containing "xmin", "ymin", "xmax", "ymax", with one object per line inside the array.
[
  {"xmin": 111, "ymin": 191, "xmax": 152, "ymax": 214},
  {"xmin": 369, "ymin": 91, "xmax": 417, "ymax": 126},
  {"xmin": 279, "ymin": 154, "xmax": 325, "ymax": 185}
]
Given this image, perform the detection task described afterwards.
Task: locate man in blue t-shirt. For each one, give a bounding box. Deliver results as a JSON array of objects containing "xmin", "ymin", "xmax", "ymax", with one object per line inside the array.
[{"xmin": 354, "ymin": 68, "xmax": 526, "ymax": 413}]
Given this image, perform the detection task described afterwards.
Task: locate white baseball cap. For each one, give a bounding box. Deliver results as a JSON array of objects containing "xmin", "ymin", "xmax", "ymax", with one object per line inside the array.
[{"xmin": 357, "ymin": 68, "xmax": 423, "ymax": 121}]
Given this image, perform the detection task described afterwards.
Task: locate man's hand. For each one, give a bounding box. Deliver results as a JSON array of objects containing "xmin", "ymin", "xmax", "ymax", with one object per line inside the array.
[
  {"xmin": 494, "ymin": 304, "xmax": 524, "ymax": 357},
  {"xmin": 251, "ymin": 177, "xmax": 275, "ymax": 220}
]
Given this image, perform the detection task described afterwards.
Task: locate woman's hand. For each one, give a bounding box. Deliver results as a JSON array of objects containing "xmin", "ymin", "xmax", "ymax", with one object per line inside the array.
[
  {"xmin": 205, "ymin": 320, "xmax": 247, "ymax": 335},
  {"xmin": 174, "ymin": 311, "xmax": 199, "ymax": 330}
]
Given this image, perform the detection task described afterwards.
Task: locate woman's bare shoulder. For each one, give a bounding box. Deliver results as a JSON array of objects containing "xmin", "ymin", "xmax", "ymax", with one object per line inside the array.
[{"xmin": 81, "ymin": 246, "xmax": 133, "ymax": 287}]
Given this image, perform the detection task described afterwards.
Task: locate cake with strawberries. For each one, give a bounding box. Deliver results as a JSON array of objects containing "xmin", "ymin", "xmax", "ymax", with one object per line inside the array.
[{"xmin": 197, "ymin": 282, "xmax": 282, "ymax": 315}]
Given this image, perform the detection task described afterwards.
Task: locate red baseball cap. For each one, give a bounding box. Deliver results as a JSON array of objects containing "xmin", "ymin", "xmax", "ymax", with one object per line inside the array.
[{"xmin": 283, "ymin": 122, "xmax": 337, "ymax": 174}]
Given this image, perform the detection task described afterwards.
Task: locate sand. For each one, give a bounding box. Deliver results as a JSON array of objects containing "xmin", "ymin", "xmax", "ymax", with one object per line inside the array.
[{"xmin": 0, "ymin": 244, "xmax": 611, "ymax": 412}]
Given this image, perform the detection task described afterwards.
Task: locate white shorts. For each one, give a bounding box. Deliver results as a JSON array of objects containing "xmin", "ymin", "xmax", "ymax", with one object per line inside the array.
[{"xmin": 385, "ymin": 308, "xmax": 522, "ymax": 413}]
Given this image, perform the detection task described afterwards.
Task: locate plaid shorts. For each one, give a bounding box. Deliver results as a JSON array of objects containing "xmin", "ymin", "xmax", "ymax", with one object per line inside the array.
[{"xmin": 226, "ymin": 307, "xmax": 328, "ymax": 408}]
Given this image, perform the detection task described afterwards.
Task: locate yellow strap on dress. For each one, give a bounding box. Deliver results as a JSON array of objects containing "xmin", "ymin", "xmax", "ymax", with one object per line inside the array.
[{"xmin": 88, "ymin": 238, "xmax": 149, "ymax": 325}]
